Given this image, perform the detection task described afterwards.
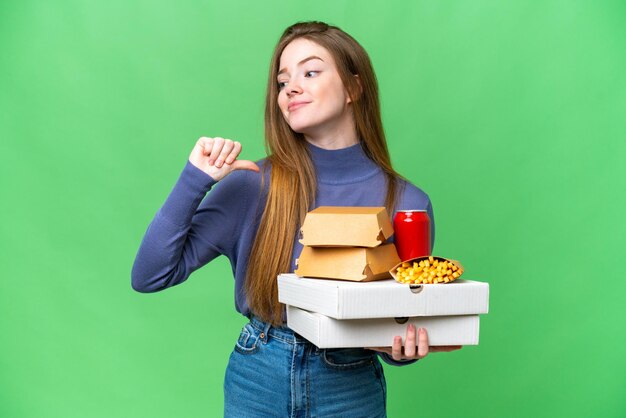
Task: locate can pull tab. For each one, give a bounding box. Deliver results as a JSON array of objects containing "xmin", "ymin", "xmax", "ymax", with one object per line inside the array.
[
  {"xmin": 409, "ymin": 284, "xmax": 423, "ymax": 294},
  {"xmin": 394, "ymin": 317, "xmax": 409, "ymax": 324}
]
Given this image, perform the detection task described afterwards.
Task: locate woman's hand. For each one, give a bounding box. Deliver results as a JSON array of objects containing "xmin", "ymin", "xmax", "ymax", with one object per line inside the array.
[
  {"xmin": 367, "ymin": 324, "xmax": 462, "ymax": 361},
  {"xmin": 189, "ymin": 137, "xmax": 260, "ymax": 182}
]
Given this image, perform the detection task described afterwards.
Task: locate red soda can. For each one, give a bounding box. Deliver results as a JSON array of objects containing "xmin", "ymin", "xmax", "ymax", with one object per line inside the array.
[{"xmin": 393, "ymin": 210, "xmax": 431, "ymax": 261}]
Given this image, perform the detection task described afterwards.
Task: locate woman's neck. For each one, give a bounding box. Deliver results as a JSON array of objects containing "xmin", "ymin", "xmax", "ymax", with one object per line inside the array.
[{"xmin": 302, "ymin": 112, "xmax": 359, "ymax": 150}]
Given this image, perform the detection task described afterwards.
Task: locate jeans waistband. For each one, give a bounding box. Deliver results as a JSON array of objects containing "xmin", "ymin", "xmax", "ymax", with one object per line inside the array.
[{"xmin": 249, "ymin": 315, "xmax": 311, "ymax": 345}]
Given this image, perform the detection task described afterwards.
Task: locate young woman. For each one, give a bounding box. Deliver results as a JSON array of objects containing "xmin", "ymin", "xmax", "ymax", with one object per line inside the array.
[{"xmin": 132, "ymin": 21, "xmax": 460, "ymax": 417}]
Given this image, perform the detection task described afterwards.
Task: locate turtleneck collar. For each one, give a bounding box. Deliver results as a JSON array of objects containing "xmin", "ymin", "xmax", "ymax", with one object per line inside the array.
[{"xmin": 307, "ymin": 141, "xmax": 381, "ymax": 185}]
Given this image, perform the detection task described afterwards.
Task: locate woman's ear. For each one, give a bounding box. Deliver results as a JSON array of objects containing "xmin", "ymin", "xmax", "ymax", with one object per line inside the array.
[{"xmin": 347, "ymin": 74, "xmax": 363, "ymax": 104}]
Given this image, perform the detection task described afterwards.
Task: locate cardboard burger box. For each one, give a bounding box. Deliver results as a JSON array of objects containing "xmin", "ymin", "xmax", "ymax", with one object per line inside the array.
[
  {"xmin": 295, "ymin": 244, "xmax": 400, "ymax": 282},
  {"xmin": 278, "ymin": 274, "xmax": 490, "ymax": 348},
  {"xmin": 299, "ymin": 206, "xmax": 394, "ymax": 247},
  {"xmin": 295, "ymin": 206, "xmax": 400, "ymax": 281}
]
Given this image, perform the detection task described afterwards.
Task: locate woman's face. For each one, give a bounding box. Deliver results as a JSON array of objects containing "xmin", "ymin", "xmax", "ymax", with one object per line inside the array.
[{"xmin": 277, "ymin": 38, "xmax": 353, "ymax": 139}]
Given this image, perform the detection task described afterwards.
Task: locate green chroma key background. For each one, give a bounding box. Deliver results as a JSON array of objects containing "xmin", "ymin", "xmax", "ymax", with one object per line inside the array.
[{"xmin": 1, "ymin": 1, "xmax": 624, "ymax": 417}]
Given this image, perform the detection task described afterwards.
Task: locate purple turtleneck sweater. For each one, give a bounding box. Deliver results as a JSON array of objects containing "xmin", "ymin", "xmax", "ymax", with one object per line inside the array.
[{"xmin": 131, "ymin": 141, "xmax": 434, "ymax": 318}]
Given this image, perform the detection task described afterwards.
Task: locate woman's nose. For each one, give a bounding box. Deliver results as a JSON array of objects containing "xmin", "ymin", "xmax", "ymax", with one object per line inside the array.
[{"xmin": 286, "ymin": 80, "xmax": 303, "ymax": 96}]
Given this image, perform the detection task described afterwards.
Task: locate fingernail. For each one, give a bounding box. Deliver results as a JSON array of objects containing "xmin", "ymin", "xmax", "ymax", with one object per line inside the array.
[{"xmin": 409, "ymin": 324, "xmax": 415, "ymax": 331}]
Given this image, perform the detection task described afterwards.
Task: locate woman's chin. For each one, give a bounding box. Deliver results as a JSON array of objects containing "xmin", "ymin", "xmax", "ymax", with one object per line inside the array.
[{"xmin": 287, "ymin": 123, "xmax": 311, "ymax": 136}]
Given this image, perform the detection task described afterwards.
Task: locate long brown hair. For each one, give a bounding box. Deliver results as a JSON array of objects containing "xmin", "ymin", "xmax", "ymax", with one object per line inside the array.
[{"xmin": 245, "ymin": 21, "xmax": 404, "ymax": 325}]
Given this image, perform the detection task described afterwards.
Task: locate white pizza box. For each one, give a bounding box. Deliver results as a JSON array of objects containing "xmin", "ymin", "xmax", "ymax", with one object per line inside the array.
[
  {"xmin": 278, "ymin": 273, "xmax": 489, "ymax": 320},
  {"xmin": 286, "ymin": 305, "xmax": 480, "ymax": 348}
]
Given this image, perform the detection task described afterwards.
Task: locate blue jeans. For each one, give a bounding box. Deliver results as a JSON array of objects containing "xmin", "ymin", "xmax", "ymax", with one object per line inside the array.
[{"xmin": 224, "ymin": 316, "xmax": 387, "ymax": 418}]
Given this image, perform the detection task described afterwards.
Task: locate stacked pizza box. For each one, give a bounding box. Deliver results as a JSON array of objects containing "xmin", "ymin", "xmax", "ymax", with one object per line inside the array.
[{"xmin": 278, "ymin": 206, "xmax": 490, "ymax": 348}]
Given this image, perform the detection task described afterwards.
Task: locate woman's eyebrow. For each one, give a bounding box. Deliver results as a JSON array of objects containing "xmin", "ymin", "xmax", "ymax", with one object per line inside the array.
[{"xmin": 278, "ymin": 55, "xmax": 324, "ymax": 76}]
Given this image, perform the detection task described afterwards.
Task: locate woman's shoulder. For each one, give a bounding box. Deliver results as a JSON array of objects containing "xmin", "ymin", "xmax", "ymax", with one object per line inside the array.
[{"xmin": 396, "ymin": 178, "xmax": 432, "ymax": 210}]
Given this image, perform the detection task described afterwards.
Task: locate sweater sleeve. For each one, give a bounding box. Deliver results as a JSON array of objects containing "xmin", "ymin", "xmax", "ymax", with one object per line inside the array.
[
  {"xmin": 130, "ymin": 161, "xmax": 256, "ymax": 292},
  {"xmin": 426, "ymin": 198, "xmax": 435, "ymax": 252}
]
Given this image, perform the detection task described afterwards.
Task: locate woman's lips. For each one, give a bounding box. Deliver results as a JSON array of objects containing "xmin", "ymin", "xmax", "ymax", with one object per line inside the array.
[{"xmin": 288, "ymin": 101, "xmax": 310, "ymax": 112}]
